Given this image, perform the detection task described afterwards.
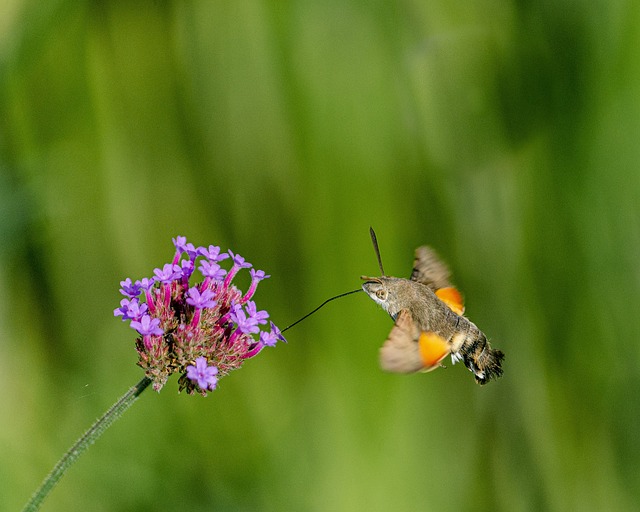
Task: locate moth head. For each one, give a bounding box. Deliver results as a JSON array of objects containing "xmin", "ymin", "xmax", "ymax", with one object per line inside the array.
[{"xmin": 361, "ymin": 276, "xmax": 391, "ymax": 309}]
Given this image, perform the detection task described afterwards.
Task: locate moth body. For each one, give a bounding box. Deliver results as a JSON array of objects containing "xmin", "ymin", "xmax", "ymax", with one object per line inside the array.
[{"xmin": 362, "ymin": 245, "xmax": 504, "ymax": 385}]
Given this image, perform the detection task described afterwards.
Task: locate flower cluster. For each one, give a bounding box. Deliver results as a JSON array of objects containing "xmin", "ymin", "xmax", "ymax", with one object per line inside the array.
[{"xmin": 115, "ymin": 236, "xmax": 285, "ymax": 395}]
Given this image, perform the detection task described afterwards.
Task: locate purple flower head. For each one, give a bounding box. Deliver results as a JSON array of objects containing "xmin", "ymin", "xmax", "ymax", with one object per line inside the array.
[
  {"xmin": 172, "ymin": 236, "xmax": 188, "ymax": 265},
  {"xmin": 180, "ymin": 259, "xmax": 195, "ymax": 281},
  {"xmin": 171, "ymin": 237, "xmax": 200, "ymax": 264},
  {"xmin": 126, "ymin": 300, "xmax": 148, "ymax": 320},
  {"xmin": 258, "ymin": 322, "xmax": 286, "ymax": 348},
  {"xmin": 245, "ymin": 300, "xmax": 269, "ymax": 325},
  {"xmin": 130, "ymin": 314, "xmax": 164, "ymax": 336},
  {"xmin": 154, "ymin": 263, "xmax": 182, "ymax": 284},
  {"xmin": 173, "ymin": 236, "xmax": 188, "ymax": 253},
  {"xmin": 229, "ymin": 250, "xmax": 252, "ymax": 270},
  {"xmin": 137, "ymin": 277, "xmax": 155, "ymax": 291},
  {"xmin": 250, "ymin": 269, "xmax": 270, "ymax": 282},
  {"xmin": 186, "ymin": 287, "xmax": 217, "ymax": 309},
  {"xmin": 114, "ymin": 298, "xmax": 148, "ymax": 321},
  {"xmin": 186, "ymin": 357, "xmax": 218, "ymax": 391},
  {"xmin": 116, "ymin": 237, "xmax": 282, "ymax": 395},
  {"xmin": 119, "ymin": 278, "xmax": 141, "ymax": 299},
  {"xmin": 269, "ymin": 321, "xmax": 287, "ymax": 343},
  {"xmin": 114, "ymin": 298, "xmax": 132, "ymax": 320},
  {"xmin": 183, "ymin": 242, "xmax": 198, "ymax": 261},
  {"xmin": 198, "ymin": 245, "xmax": 230, "ymax": 263},
  {"xmin": 229, "ymin": 303, "xmax": 260, "ymax": 334},
  {"xmin": 199, "ymin": 260, "xmax": 227, "ymax": 281},
  {"xmin": 259, "ymin": 330, "xmax": 278, "ymax": 347}
]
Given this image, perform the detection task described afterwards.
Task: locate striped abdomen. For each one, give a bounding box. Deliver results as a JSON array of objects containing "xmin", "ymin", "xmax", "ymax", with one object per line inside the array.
[{"xmin": 449, "ymin": 317, "xmax": 504, "ymax": 385}]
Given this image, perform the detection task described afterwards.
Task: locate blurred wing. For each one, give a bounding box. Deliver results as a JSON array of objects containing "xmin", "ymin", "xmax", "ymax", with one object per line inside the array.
[
  {"xmin": 410, "ymin": 246, "xmax": 453, "ymax": 290},
  {"xmin": 380, "ymin": 310, "xmax": 423, "ymax": 373},
  {"xmin": 411, "ymin": 246, "xmax": 465, "ymax": 314},
  {"xmin": 379, "ymin": 309, "xmax": 450, "ymax": 373},
  {"xmin": 435, "ymin": 287, "xmax": 465, "ymax": 315},
  {"xmin": 417, "ymin": 331, "xmax": 450, "ymax": 372}
]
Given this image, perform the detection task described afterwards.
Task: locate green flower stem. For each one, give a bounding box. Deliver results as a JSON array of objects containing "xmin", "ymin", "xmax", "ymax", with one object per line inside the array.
[{"xmin": 22, "ymin": 376, "xmax": 152, "ymax": 512}]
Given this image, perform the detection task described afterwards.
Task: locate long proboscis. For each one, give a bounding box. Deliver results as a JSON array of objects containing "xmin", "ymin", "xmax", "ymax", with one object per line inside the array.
[
  {"xmin": 282, "ymin": 228, "xmax": 381, "ymax": 333},
  {"xmin": 281, "ymin": 289, "xmax": 362, "ymax": 333}
]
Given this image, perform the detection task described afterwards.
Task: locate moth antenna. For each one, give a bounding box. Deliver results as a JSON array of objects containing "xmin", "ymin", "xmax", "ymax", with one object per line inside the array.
[
  {"xmin": 281, "ymin": 289, "xmax": 362, "ymax": 333},
  {"xmin": 369, "ymin": 227, "xmax": 386, "ymax": 276}
]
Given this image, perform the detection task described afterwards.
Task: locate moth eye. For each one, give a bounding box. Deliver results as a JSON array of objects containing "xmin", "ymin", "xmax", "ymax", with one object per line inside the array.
[{"xmin": 376, "ymin": 289, "xmax": 387, "ymax": 300}]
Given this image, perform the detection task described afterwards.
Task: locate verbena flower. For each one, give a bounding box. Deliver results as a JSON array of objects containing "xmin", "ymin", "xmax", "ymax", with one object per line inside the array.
[
  {"xmin": 114, "ymin": 236, "xmax": 285, "ymax": 395},
  {"xmin": 186, "ymin": 357, "xmax": 219, "ymax": 391}
]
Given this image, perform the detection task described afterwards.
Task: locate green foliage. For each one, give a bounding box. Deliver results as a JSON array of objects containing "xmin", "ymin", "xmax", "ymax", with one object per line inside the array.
[{"xmin": 2, "ymin": 1, "xmax": 639, "ymax": 510}]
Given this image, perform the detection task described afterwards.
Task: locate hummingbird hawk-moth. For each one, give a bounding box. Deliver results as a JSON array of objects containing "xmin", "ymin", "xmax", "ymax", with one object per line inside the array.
[{"xmin": 361, "ymin": 229, "xmax": 504, "ymax": 385}]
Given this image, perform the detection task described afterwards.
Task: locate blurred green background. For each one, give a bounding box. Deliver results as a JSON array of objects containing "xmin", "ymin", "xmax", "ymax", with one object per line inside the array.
[{"xmin": 2, "ymin": 1, "xmax": 639, "ymax": 511}]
